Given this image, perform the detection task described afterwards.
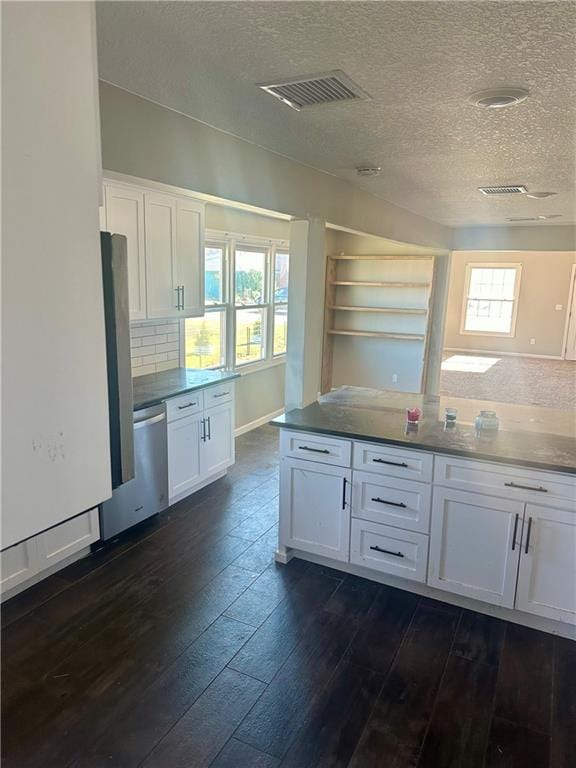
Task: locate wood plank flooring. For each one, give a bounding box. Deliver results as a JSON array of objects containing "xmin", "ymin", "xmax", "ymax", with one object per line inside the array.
[{"xmin": 1, "ymin": 425, "xmax": 573, "ymax": 767}]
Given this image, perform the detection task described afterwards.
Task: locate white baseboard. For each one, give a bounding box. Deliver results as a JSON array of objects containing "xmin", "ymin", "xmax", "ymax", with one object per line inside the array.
[
  {"xmin": 235, "ymin": 407, "xmax": 284, "ymax": 437},
  {"xmin": 444, "ymin": 347, "xmax": 563, "ymax": 361}
]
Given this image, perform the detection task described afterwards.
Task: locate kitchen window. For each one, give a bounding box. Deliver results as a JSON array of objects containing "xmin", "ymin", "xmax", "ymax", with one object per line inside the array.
[
  {"xmin": 184, "ymin": 234, "xmax": 289, "ymax": 371},
  {"xmin": 461, "ymin": 263, "xmax": 522, "ymax": 336}
]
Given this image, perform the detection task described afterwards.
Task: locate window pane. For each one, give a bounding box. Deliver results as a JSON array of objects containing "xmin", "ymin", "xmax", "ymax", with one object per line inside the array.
[
  {"xmin": 235, "ymin": 308, "xmax": 265, "ymax": 364},
  {"xmin": 274, "ymin": 251, "xmax": 289, "ymax": 303},
  {"xmin": 273, "ymin": 305, "xmax": 288, "ymax": 356},
  {"xmin": 185, "ymin": 311, "xmax": 226, "ymax": 369},
  {"xmin": 235, "ymin": 249, "xmax": 266, "ymax": 305},
  {"xmin": 205, "ymin": 246, "xmax": 224, "ymax": 305},
  {"xmin": 468, "ymin": 267, "xmax": 517, "ymax": 301},
  {"xmin": 465, "ymin": 299, "xmax": 513, "ymax": 333}
]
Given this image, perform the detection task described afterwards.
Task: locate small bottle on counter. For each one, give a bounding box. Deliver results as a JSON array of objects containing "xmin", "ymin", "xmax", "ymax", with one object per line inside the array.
[{"xmin": 474, "ymin": 410, "xmax": 500, "ymax": 435}]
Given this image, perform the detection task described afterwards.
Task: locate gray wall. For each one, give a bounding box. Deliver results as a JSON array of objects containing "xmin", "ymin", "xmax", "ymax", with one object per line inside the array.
[
  {"xmin": 235, "ymin": 364, "xmax": 285, "ymax": 431},
  {"xmin": 99, "ymin": 82, "xmax": 452, "ymax": 250}
]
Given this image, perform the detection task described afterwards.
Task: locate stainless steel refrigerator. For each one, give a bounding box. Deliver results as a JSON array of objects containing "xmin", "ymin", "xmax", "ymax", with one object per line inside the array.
[{"xmin": 99, "ymin": 232, "xmax": 168, "ymax": 541}]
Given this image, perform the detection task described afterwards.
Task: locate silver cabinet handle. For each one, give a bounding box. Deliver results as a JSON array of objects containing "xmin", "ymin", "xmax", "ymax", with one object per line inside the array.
[
  {"xmin": 174, "ymin": 286, "xmax": 181, "ymax": 310},
  {"xmin": 207, "ymin": 416, "xmax": 211, "ymax": 440},
  {"xmin": 504, "ymin": 482, "xmax": 548, "ymax": 493},
  {"xmin": 201, "ymin": 418, "xmax": 206, "ymax": 442},
  {"xmin": 213, "ymin": 391, "xmax": 230, "ymax": 398},
  {"xmin": 181, "ymin": 284, "xmax": 185, "ymax": 310},
  {"xmin": 177, "ymin": 401, "xmax": 197, "ymax": 410}
]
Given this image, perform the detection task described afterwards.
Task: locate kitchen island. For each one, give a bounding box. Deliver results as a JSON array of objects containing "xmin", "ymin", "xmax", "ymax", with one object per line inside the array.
[{"xmin": 271, "ymin": 387, "xmax": 576, "ymax": 638}]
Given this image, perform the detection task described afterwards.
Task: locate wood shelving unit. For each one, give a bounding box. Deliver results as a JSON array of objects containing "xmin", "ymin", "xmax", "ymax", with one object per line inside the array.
[{"xmin": 321, "ymin": 253, "xmax": 435, "ymax": 393}]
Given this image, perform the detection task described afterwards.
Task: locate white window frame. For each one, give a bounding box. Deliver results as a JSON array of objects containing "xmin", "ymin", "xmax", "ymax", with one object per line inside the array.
[
  {"xmin": 182, "ymin": 230, "xmax": 289, "ymax": 373},
  {"xmin": 460, "ymin": 262, "xmax": 522, "ymax": 338}
]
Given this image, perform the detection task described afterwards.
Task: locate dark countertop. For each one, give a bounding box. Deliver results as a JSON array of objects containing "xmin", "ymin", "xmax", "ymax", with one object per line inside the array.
[
  {"xmin": 270, "ymin": 387, "xmax": 576, "ymax": 475},
  {"xmin": 133, "ymin": 368, "xmax": 240, "ymax": 411}
]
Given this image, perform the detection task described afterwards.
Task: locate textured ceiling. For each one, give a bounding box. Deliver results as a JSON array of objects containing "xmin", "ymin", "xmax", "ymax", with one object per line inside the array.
[{"xmin": 96, "ymin": 1, "xmax": 576, "ymax": 228}]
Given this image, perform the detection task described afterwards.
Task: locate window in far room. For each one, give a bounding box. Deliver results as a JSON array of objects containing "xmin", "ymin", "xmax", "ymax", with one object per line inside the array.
[{"xmin": 461, "ymin": 263, "xmax": 522, "ymax": 336}]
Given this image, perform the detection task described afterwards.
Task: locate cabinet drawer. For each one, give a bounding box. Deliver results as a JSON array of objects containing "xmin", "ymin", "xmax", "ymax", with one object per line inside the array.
[
  {"xmin": 166, "ymin": 391, "xmax": 203, "ymax": 422},
  {"xmin": 350, "ymin": 519, "xmax": 428, "ymax": 583},
  {"xmin": 37, "ymin": 509, "xmax": 100, "ymax": 567},
  {"xmin": 353, "ymin": 441, "xmax": 433, "ymax": 483},
  {"xmin": 352, "ymin": 471, "xmax": 431, "ymax": 533},
  {"xmin": 204, "ymin": 383, "xmax": 234, "ymax": 410},
  {"xmin": 434, "ymin": 455, "xmax": 576, "ymax": 510},
  {"xmin": 280, "ymin": 430, "xmax": 352, "ymax": 468}
]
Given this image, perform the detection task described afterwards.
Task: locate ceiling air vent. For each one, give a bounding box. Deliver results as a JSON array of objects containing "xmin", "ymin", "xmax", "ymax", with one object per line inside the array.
[
  {"xmin": 257, "ymin": 70, "xmax": 371, "ymax": 111},
  {"xmin": 478, "ymin": 185, "xmax": 528, "ymax": 196}
]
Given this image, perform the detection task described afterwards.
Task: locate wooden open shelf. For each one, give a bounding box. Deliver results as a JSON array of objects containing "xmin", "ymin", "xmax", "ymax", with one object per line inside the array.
[
  {"xmin": 328, "ymin": 305, "xmax": 428, "ymax": 315},
  {"xmin": 328, "ymin": 329, "xmax": 425, "ymax": 341},
  {"xmin": 330, "ymin": 280, "xmax": 430, "ymax": 288}
]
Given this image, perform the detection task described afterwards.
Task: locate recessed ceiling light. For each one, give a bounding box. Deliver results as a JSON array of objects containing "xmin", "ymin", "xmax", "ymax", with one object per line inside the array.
[
  {"xmin": 468, "ymin": 88, "xmax": 529, "ymax": 109},
  {"xmin": 356, "ymin": 166, "xmax": 382, "ymax": 177},
  {"xmin": 525, "ymin": 192, "xmax": 558, "ymax": 199}
]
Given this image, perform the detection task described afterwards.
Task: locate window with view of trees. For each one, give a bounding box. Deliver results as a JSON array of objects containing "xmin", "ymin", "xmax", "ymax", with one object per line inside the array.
[{"xmin": 184, "ymin": 235, "xmax": 289, "ymax": 371}]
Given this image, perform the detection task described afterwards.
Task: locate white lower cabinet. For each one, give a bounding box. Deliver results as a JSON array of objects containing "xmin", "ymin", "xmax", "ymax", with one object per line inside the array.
[
  {"xmin": 515, "ymin": 503, "xmax": 576, "ymax": 624},
  {"xmin": 428, "ymin": 487, "xmax": 523, "ymax": 609},
  {"xmin": 279, "ymin": 429, "xmax": 576, "ymax": 633},
  {"xmin": 202, "ymin": 403, "xmax": 235, "ymax": 477},
  {"xmin": 167, "ymin": 385, "xmax": 235, "ymax": 504},
  {"xmin": 1, "ymin": 508, "xmax": 100, "ymax": 598},
  {"xmin": 280, "ymin": 457, "xmax": 351, "ymax": 562},
  {"xmin": 168, "ymin": 412, "xmax": 203, "ymax": 501},
  {"xmin": 350, "ymin": 518, "xmax": 428, "ymax": 582}
]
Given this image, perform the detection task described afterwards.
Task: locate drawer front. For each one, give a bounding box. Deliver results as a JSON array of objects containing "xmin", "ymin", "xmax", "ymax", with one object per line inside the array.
[
  {"xmin": 352, "ymin": 471, "xmax": 431, "ymax": 533},
  {"xmin": 280, "ymin": 430, "xmax": 352, "ymax": 468},
  {"xmin": 350, "ymin": 518, "xmax": 428, "ymax": 583},
  {"xmin": 434, "ymin": 455, "xmax": 576, "ymax": 509},
  {"xmin": 353, "ymin": 441, "xmax": 433, "ymax": 483},
  {"xmin": 204, "ymin": 383, "xmax": 234, "ymax": 410},
  {"xmin": 166, "ymin": 391, "xmax": 203, "ymax": 422}
]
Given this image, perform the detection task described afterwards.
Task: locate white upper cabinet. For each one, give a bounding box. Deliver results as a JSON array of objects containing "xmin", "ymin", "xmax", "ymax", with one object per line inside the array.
[
  {"xmin": 104, "ymin": 184, "xmax": 147, "ymax": 320},
  {"xmin": 516, "ymin": 503, "xmax": 576, "ymax": 625},
  {"xmin": 175, "ymin": 197, "xmax": 205, "ymax": 317},
  {"xmin": 428, "ymin": 487, "xmax": 524, "ymax": 609},
  {"xmin": 103, "ymin": 178, "xmax": 205, "ymax": 321},
  {"xmin": 145, "ymin": 192, "xmax": 179, "ymax": 319}
]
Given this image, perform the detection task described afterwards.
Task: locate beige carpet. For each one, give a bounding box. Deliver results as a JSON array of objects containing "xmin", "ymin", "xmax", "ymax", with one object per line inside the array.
[{"xmin": 440, "ymin": 353, "xmax": 576, "ymax": 411}]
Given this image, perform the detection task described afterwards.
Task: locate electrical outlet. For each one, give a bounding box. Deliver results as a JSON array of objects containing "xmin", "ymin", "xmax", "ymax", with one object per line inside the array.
[
  {"xmin": 530, "ymin": 338, "xmax": 536, "ymax": 345},
  {"xmin": 555, "ymin": 304, "xmax": 563, "ymax": 311},
  {"xmin": 392, "ymin": 374, "xmax": 398, "ymax": 384}
]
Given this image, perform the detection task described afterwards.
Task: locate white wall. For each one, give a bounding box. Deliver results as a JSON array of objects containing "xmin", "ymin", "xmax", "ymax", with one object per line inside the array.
[{"xmin": 2, "ymin": 2, "xmax": 111, "ymax": 548}]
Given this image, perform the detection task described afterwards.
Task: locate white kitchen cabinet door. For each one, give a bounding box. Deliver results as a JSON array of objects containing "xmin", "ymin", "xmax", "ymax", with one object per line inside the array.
[
  {"xmin": 168, "ymin": 412, "xmax": 203, "ymax": 502},
  {"xmin": 37, "ymin": 509, "xmax": 100, "ymax": 568},
  {"xmin": 104, "ymin": 184, "xmax": 147, "ymax": 320},
  {"xmin": 280, "ymin": 457, "xmax": 351, "ymax": 562},
  {"xmin": 175, "ymin": 197, "xmax": 204, "ymax": 317},
  {"xmin": 201, "ymin": 403, "xmax": 234, "ymax": 478},
  {"xmin": 1, "ymin": 540, "xmax": 40, "ymax": 594},
  {"xmin": 428, "ymin": 487, "xmax": 524, "ymax": 608},
  {"xmin": 145, "ymin": 192, "xmax": 179, "ymax": 319},
  {"xmin": 516, "ymin": 504, "xmax": 576, "ymax": 625}
]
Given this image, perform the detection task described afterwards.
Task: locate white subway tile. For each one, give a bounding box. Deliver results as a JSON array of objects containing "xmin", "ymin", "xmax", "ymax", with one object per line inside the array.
[
  {"xmin": 152, "ymin": 352, "xmax": 168, "ymax": 364},
  {"xmin": 155, "ymin": 360, "xmax": 179, "ymax": 372},
  {"xmin": 167, "ymin": 350, "xmax": 180, "ymax": 361},
  {"xmin": 131, "ymin": 356, "xmax": 143, "ymax": 367},
  {"xmin": 167, "ymin": 332, "xmax": 180, "ymax": 343},
  {"xmin": 133, "ymin": 364, "xmax": 156, "ymax": 377},
  {"xmin": 161, "ymin": 323, "xmax": 179, "ymax": 334},
  {"xmin": 131, "ymin": 338, "xmax": 143, "ymax": 348}
]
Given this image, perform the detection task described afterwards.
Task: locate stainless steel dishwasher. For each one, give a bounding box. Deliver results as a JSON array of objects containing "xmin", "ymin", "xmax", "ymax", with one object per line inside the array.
[{"xmin": 100, "ymin": 403, "xmax": 168, "ymax": 540}]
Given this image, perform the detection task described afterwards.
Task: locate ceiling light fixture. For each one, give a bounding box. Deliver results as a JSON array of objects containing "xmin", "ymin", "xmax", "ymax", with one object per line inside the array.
[
  {"xmin": 507, "ymin": 214, "xmax": 562, "ymax": 222},
  {"xmin": 468, "ymin": 87, "xmax": 529, "ymax": 109},
  {"xmin": 525, "ymin": 192, "xmax": 558, "ymax": 199},
  {"xmin": 356, "ymin": 166, "xmax": 382, "ymax": 177}
]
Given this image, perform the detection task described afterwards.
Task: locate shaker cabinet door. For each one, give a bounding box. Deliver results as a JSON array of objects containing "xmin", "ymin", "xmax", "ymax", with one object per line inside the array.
[
  {"xmin": 516, "ymin": 504, "xmax": 576, "ymax": 625},
  {"xmin": 144, "ymin": 192, "xmax": 179, "ymax": 319},
  {"xmin": 175, "ymin": 197, "xmax": 204, "ymax": 317},
  {"xmin": 104, "ymin": 184, "xmax": 147, "ymax": 320},
  {"xmin": 280, "ymin": 457, "xmax": 351, "ymax": 562},
  {"xmin": 428, "ymin": 487, "xmax": 524, "ymax": 608},
  {"xmin": 201, "ymin": 403, "xmax": 234, "ymax": 478},
  {"xmin": 168, "ymin": 412, "xmax": 203, "ymax": 503}
]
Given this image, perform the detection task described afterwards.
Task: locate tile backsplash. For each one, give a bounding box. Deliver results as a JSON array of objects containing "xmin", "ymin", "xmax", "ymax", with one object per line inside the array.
[{"xmin": 130, "ymin": 320, "xmax": 181, "ymax": 377}]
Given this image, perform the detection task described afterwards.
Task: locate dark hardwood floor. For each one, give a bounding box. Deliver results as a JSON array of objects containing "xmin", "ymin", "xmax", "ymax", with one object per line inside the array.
[{"xmin": 2, "ymin": 425, "xmax": 573, "ymax": 767}]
